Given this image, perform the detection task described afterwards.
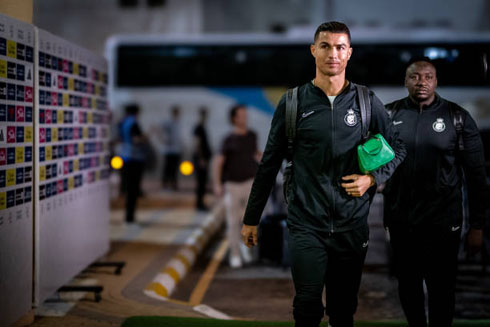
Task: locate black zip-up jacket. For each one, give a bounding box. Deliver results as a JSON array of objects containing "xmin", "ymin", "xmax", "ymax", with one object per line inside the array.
[
  {"xmin": 243, "ymin": 82, "xmax": 407, "ymax": 233},
  {"xmin": 384, "ymin": 95, "xmax": 488, "ymax": 231}
]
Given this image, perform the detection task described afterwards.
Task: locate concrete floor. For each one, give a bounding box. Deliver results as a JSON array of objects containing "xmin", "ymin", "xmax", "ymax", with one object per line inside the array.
[{"xmin": 27, "ymin": 188, "xmax": 490, "ymax": 326}]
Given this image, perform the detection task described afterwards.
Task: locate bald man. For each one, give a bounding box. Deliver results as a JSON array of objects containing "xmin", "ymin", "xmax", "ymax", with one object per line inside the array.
[{"xmin": 383, "ymin": 58, "xmax": 488, "ymax": 327}]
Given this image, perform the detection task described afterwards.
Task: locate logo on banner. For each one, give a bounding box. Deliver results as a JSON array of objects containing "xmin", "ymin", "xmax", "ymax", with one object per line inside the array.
[
  {"xmin": 57, "ymin": 180, "xmax": 64, "ymax": 194},
  {"xmin": 0, "ymin": 148, "xmax": 6, "ymax": 164},
  {"xmin": 7, "ymin": 190, "xmax": 15, "ymax": 208},
  {"xmin": 45, "ymin": 109, "xmax": 52, "ymax": 124},
  {"xmin": 7, "ymin": 148, "xmax": 15, "ymax": 164},
  {"xmin": 7, "ymin": 83, "xmax": 15, "ymax": 100},
  {"xmin": 16, "ymin": 188, "xmax": 24, "ymax": 206},
  {"xmin": 7, "ymin": 62, "xmax": 16, "ymax": 79},
  {"xmin": 46, "ymin": 128, "xmax": 51, "ymax": 143},
  {"xmin": 39, "ymin": 147, "xmax": 45, "ymax": 162},
  {"xmin": 7, "ymin": 127, "xmax": 15, "ymax": 143},
  {"xmin": 25, "ymin": 186, "xmax": 32, "ymax": 203},
  {"xmin": 51, "ymin": 92, "xmax": 58, "ymax": 106},
  {"xmin": 0, "ymin": 171, "xmax": 5, "ymax": 189},
  {"xmin": 0, "ymin": 82, "xmax": 6, "ymax": 99},
  {"xmin": 24, "ymin": 167, "xmax": 32, "ymax": 183},
  {"xmin": 0, "ymin": 104, "xmax": 6, "ymax": 121},
  {"xmin": 39, "ymin": 185, "xmax": 45, "ymax": 200},
  {"xmin": 26, "ymin": 46, "xmax": 33, "ymax": 63},
  {"xmin": 25, "ymin": 86, "xmax": 33, "ymax": 102},
  {"xmin": 16, "ymin": 167, "xmax": 24, "ymax": 185},
  {"xmin": 25, "ymin": 146, "xmax": 32, "ymax": 162},
  {"xmin": 16, "ymin": 43, "xmax": 25, "ymax": 61},
  {"xmin": 0, "ymin": 37, "xmax": 6, "ymax": 55},
  {"xmin": 16, "ymin": 127, "xmax": 24, "ymax": 143},
  {"xmin": 39, "ymin": 128, "xmax": 46, "ymax": 143},
  {"xmin": 16, "ymin": 63, "xmax": 24, "ymax": 81},
  {"xmin": 16, "ymin": 85, "xmax": 24, "ymax": 101},
  {"xmin": 58, "ymin": 75, "xmax": 64, "ymax": 89},
  {"xmin": 16, "ymin": 106, "xmax": 24, "ymax": 122}
]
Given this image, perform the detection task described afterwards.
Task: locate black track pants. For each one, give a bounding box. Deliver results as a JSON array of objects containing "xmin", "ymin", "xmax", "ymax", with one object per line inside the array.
[
  {"xmin": 289, "ymin": 224, "xmax": 369, "ymax": 327},
  {"xmin": 390, "ymin": 226, "xmax": 460, "ymax": 327}
]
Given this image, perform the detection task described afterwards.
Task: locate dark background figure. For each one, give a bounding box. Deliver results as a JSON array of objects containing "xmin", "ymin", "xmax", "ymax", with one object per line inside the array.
[
  {"xmin": 119, "ymin": 104, "xmax": 147, "ymax": 223},
  {"xmin": 193, "ymin": 107, "xmax": 212, "ymax": 211},
  {"xmin": 161, "ymin": 106, "xmax": 182, "ymax": 190},
  {"xmin": 384, "ymin": 58, "xmax": 489, "ymax": 327},
  {"xmin": 116, "ymin": 117, "xmax": 127, "ymax": 196}
]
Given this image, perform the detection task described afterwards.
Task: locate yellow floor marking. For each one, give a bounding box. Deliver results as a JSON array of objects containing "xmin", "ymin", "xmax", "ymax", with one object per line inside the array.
[
  {"xmin": 146, "ymin": 282, "xmax": 168, "ymax": 297},
  {"xmin": 188, "ymin": 239, "xmax": 229, "ymax": 306}
]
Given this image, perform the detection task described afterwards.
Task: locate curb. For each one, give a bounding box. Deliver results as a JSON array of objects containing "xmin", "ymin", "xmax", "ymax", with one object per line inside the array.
[{"xmin": 144, "ymin": 202, "xmax": 225, "ymax": 301}]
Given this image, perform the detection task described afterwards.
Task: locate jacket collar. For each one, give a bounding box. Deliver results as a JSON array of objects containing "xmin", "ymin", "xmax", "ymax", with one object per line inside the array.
[
  {"xmin": 309, "ymin": 79, "xmax": 353, "ymax": 99},
  {"xmin": 404, "ymin": 93, "xmax": 442, "ymax": 111}
]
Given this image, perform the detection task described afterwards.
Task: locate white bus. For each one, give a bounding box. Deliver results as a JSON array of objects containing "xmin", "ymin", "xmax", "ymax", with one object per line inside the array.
[{"xmin": 106, "ymin": 32, "xmax": 490, "ymax": 176}]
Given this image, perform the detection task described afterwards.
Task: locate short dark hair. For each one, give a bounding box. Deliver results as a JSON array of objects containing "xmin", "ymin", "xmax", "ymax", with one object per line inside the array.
[
  {"xmin": 125, "ymin": 103, "xmax": 139, "ymax": 115},
  {"xmin": 229, "ymin": 104, "xmax": 246, "ymax": 125},
  {"xmin": 314, "ymin": 21, "xmax": 351, "ymax": 44},
  {"xmin": 406, "ymin": 56, "xmax": 436, "ymax": 72}
]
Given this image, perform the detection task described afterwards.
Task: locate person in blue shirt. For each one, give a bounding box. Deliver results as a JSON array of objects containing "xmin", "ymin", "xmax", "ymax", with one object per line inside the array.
[{"xmin": 120, "ymin": 104, "xmax": 147, "ymax": 223}]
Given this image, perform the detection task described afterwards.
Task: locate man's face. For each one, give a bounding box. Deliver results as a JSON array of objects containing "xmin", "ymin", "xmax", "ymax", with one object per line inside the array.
[
  {"xmin": 233, "ymin": 107, "xmax": 248, "ymax": 128},
  {"xmin": 405, "ymin": 62, "xmax": 438, "ymax": 103},
  {"xmin": 310, "ymin": 32, "xmax": 352, "ymax": 77}
]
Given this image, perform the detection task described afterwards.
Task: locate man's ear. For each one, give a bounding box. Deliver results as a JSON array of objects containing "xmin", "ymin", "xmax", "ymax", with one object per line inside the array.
[
  {"xmin": 310, "ymin": 44, "xmax": 316, "ymax": 58},
  {"xmin": 348, "ymin": 47, "xmax": 353, "ymax": 60}
]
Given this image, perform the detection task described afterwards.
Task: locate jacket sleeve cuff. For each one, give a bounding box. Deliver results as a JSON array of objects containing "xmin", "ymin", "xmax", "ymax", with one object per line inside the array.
[
  {"xmin": 243, "ymin": 217, "xmax": 260, "ymax": 226},
  {"xmin": 370, "ymin": 170, "xmax": 383, "ymax": 187}
]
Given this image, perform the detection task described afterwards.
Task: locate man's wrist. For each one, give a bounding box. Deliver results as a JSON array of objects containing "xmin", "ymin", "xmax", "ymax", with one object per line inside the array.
[{"xmin": 367, "ymin": 174, "xmax": 376, "ymax": 187}]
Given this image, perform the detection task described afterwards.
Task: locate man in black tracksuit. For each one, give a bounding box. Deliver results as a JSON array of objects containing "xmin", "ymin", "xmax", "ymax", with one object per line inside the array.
[
  {"xmin": 241, "ymin": 22, "xmax": 406, "ymax": 327},
  {"xmin": 384, "ymin": 58, "xmax": 488, "ymax": 327}
]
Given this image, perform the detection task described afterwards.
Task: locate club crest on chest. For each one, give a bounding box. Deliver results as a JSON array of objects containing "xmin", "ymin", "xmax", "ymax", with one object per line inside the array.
[
  {"xmin": 432, "ymin": 118, "xmax": 446, "ymax": 132},
  {"xmin": 344, "ymin": 109, "xmax": 357, "ymax": 127}
]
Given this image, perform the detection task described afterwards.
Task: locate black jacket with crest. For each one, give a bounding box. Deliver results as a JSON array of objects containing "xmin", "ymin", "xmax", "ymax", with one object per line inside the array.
[
  {"xmin": 384, "ymin": 95, "xmax": 488, "ymax": 231},
  {"xmin": 243, "ymin": 81, "xmax": 406, "ymax": 233}
]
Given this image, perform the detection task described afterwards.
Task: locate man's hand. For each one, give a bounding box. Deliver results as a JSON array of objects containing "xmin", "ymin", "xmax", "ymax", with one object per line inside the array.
[
  {"xmin": 241, "ymin": 224, "xmax": 258, "ymax": 248},
  {"xmin": 341, "ymin": 174, "xmax": 375, "ymax": 197},
  {"xmin": 466, "ymin": 228, "xmax": 483, "ymax": 255}
]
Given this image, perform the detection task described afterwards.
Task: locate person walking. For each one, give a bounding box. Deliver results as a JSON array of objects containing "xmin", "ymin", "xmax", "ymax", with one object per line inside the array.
[
  {"xmin": 241, "ymin": 21, "xmax": 406, "ymax": 327},
  {"xmin": 213, "ymin": 104, "xmax": 262, "ymax": 268},
  {"xmin": 384, "ymin": 58, "xmax": 489, "ymax": 327}
]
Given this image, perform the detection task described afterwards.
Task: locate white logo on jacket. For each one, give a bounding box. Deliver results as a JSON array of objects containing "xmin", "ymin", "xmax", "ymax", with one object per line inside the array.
[
  {"xmin": 432, "ymin": 118, "xmax": 446, "ymax": 132},
  {"xmin": 344, "ymin": 109, "xmax": 357, "ymax": 127},
  {"xmin": 301, "ymin": 111, "xmax": 315, "ymax": 119}
]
